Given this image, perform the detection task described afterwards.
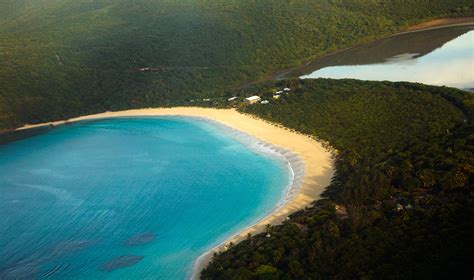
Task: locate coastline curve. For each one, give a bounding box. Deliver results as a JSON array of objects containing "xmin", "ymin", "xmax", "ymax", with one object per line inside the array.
[
  {"xmin": 186, "ymin": 116, "xmax": 305, "ymax": 280},
  {"xmin": 14, "ymin": 107, "xmax": 335, "ymax": 279}
]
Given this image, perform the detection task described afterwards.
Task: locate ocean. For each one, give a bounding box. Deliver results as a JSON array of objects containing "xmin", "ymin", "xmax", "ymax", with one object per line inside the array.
[{"xmin": 0, "ymin": 117, "xmax": 291, "ymax": 279}]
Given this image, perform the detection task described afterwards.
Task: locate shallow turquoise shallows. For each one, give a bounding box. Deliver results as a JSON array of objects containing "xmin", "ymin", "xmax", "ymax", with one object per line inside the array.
[{"xmin": 0, "ymin": 117, "xmax": 289, "ymax": 279}]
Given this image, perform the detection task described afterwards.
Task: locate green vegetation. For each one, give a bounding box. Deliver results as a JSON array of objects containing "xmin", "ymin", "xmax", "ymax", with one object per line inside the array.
[
  {"xmin": 2, "ymin": 1, "xmax": 473, "ymax": 277},
  {"xmin": 202, "ymin": 79, "xmax": 474, "ymax": 279},
  {"xmin": 1, "ymin": 0, "xmax": 473, "ymax": 130}
]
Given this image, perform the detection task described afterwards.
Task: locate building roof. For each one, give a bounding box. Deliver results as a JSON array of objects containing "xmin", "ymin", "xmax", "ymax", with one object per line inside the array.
[{"xmin": 245, "ymin": 96, "xmax": 261, "ymax": 101}]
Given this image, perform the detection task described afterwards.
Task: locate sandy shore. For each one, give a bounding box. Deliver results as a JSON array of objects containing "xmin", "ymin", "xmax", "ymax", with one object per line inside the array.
[{"xmin": 18, "ymin": 107, "xmax": 334, "ymax": 278}]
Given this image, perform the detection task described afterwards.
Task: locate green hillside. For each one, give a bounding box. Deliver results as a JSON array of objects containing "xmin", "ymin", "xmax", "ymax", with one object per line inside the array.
[
  {"xmin": 202, "ymin": 79, "xmax": 474, "ymax": 279},
  {"xmin": 1, "ymin": 0, "xmax": 473, "ymax": 130}
]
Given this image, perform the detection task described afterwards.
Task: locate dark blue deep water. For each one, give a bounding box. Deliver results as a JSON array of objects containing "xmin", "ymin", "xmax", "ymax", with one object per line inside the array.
[{"xmin": 0, "ymin": 117, "xmax": 289, "ymax": 279}]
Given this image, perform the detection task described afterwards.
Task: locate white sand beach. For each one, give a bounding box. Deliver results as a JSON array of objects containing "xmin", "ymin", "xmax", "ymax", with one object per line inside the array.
[{"xmin": 18, "ymin": 107, "xmax": 335, "ymax": 278}]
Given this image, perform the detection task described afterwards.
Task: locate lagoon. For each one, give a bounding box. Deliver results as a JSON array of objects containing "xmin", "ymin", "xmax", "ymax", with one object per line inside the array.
[
  {"xmin": 0, "ymin": 117, "xmax": 291, "ymax": 279},
  {"xmin": 296, "ymin": 26, "xmax": 474, "ymax": 90}
]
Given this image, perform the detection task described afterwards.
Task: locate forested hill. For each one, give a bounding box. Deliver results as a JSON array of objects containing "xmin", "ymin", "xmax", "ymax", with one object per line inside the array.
[
  {"xmin": 1, "ymin": 0, "xmax": 473, "ymax": 130},
  {"xmin": 202, "ymin": 79, "xmax": 474, "ymax": 279}
]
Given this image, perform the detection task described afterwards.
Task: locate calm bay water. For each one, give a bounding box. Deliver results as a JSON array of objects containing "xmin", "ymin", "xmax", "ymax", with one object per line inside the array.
[
  {"xmin": 0, "ymin": 117, "xmax": 289, "ymax": 279},
  {"xmin": 297, "ymin": 26, "xmax": 474, "ymax": 90}
]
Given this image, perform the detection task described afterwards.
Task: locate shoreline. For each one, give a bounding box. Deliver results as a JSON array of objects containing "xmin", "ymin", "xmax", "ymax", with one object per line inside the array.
[
  {"xmin": 405, "ymin": 17, "xmax": 474, "ymax": 32},
  {"xmin": 17, "ymin": 107, "xmax": 335, "ymax": 279},
  {"xmin": 188, "ymin": 115, "xmax": 304, "ymax": 205},
  {"xmin": 186, "ymin": 117, "xmax": 304, "ymax": 280},
  {"xmin": 268, "ymin": 17, "xmax": 474, "ymax": 80}
]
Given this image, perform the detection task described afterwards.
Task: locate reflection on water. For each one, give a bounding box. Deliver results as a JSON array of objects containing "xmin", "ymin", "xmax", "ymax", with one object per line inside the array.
[{"xmin": 296, "ymin": 26, "xmax": 474, "ymax": 89}]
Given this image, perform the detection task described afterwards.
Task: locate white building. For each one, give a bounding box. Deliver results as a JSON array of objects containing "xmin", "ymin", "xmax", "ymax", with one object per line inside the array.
[
  {"xmin": 275, "ymin": 90, "xmax": 283, "ymax": 94},
  {"xmin": 227, "ymin": 96, "xmax": 238, "ymax": 101},
  {"xmin": 245, "ymin": 96, "xmax": 261, "ymax": 104},
  {"xmin": 261, "ymin": 100, "xmax": 269, "ymax": 104},
  {"xmin": 283, "ymin": 87, "xmax": 291, "ymax": 92},
  {"xmin": 273, "ymin": 94, "xmax": 281, "ymax": 99}
]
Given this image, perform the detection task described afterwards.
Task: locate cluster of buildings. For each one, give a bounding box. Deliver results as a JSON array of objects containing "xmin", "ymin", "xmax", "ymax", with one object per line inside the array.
[
  {"xmin": 232, "ymin": 87, "xmax": 291, "ymax": 105},
  {"xmin": 272, "ymin": 87, "xmax": 291, "ymax": 100},
  {"xmin": 196, "ymin": 87, "xmax": 292, "ymax": 105}
]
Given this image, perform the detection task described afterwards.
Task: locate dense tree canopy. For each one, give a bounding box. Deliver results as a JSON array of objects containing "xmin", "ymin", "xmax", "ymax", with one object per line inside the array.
[
  {"xmin": 1, "ymin": 0, "xmax": 473, "ymax": 130},
  {"xmin": 202, "ymin": 79, "xmax": 474, "ymax": 279},
  {"xmin": 1, "ymin": 1, "xmax": 473, "ymax": 278}
]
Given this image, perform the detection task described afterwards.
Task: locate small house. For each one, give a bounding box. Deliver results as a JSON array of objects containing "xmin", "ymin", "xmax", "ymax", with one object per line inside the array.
[
  {"xmin": 273, "ymin": 94, "xmax": 281, "ymax": 99},
  {"xmin": 227, "ymin": 96, "xmax": 238, "ymax": 102},
  {"xmin": 396, "ymin": 204, "xmax": 404, "ymax": 211},
  {"xmin": 275, "ymin": 90, "xmax": 283, "ymax": 94},
  {"xmin": 283, "ymin": 87, "xmax": 291, "ymax": 92},
  {"xmin": 245, "ymin": 96, "xmax": 261, "ymax": 104},
  {"xmin": 261, "ymin": 100, "xmax": 269, "ymax": 104}
]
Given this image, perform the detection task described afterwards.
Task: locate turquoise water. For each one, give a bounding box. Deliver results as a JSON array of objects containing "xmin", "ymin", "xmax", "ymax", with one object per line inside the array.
[
  {"xmin": 301, "ymin": 29, "xmax": 474, "ymax": 89},
  {"xmin": 0, "ymin": 117, "xmax": 289, "ymax": 279}
]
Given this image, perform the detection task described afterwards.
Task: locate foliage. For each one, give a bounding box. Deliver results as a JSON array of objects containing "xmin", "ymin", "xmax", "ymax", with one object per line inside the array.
[
  {"xmin": 202, "ymin": 79, "xmax": 474, "ymax": 279},
  {"xmin": 2, "ymin": 1, "xmax": 474, "ymax": 277},
  {"xmin": 1, "ymin": 0, "xmax": 473, "ymax": 130}
]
